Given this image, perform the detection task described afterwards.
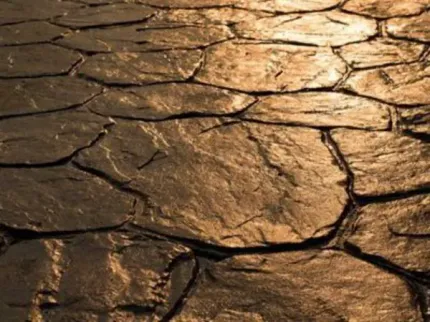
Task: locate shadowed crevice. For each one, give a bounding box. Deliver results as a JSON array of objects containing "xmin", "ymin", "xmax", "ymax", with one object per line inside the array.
[
  {"xmin": 0, "ymin": 89, "xmax": 104, "ymax": 122},
  {"xmin": 0, "ymin": 122, "xmax": 114, "ymax": 169},
  {"xmin": 341, "ymin": 242, "xmax": 430, "ymax": 321}
]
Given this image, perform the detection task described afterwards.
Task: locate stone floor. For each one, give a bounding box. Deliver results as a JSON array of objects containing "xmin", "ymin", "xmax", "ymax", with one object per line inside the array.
[{"xmin": 0, "ymin": 0, "xmax": 429, "ymax": 321}]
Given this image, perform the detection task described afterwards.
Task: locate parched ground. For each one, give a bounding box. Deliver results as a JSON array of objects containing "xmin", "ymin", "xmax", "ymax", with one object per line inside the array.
[{"xmin": 0, "ymin": 0, "xmax": 429, "ymax": 321}]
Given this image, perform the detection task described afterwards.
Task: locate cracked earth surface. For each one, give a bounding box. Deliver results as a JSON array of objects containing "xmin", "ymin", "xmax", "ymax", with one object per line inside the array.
[{"xmin": 0, "ymin": 0, "xmax": 429, "ymax": 321}]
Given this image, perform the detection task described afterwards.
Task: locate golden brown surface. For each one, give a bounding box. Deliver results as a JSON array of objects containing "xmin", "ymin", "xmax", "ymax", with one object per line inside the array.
[{"xmin": 0, "ymin": 0, "xmax": 429, "ymax": 321}]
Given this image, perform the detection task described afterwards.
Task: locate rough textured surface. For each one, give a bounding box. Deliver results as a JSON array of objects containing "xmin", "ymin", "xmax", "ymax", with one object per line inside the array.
[
  {"xmin": 196, "ymin": 41, "xmax": 347, "ymax": 92},
  {"xmin": 54, "ymin": 4, "xmax": 156, "ymax": 28},
  {"xmin": 1, "ymin": 0, "xmax": 429, "ymax": 320},
  {"xmin": 242, "ymin": 92, "xmax": 391, "ymax": 129},
  {"xmin": 0, "ymin": 167, "xmax": 136, "ymax": 231},
  {"xmin": 76, "ymin": 120, "xmax": 348, "ymax": 247},
  {"xmin": 136, "ymin": 0, "xmax": 237, "ymax": 8},
  {"xmin": 0, "ymin": 109, "xmax": 111, "ymax": 165},
  {"xmin": 387, "ymin": 11, "xmax": 430, "ymax": 42},
  {"xmin": 85, "ymin": 83, "xmax": 255, "ymax": 119},
  {"xmin": 0, "ymin": 22, "xmax": 67, "ymax": 46},
  {"xmin": 236, "ymin": 0, "xmax": 341, "ymax": 13},
  {"xmin": 342, "ymin": 0, "xmax": 430, "ymax": 18},
  {"xmin": 343, "ymin": 61, "xmax": 430, "ymax": 105},
  {"xmin": 339, "ymin": 38, "xmax": 425, "ymax": 68},
  {"xmin": 331, "ymin": 129, "xmax": 430, "ymax": 196},
  {"xmin": 152, "ymin": 7, "xmax": 271, "ymax": 25},
  {"xmin": 346, "ymin": 194, "xmax": 430, "ymax": 272},
  {"xmin": 0, "ymin": 0, "xmax": 80, "ymax": 25},
  {"xmin": 57, "ymin": 23, "xmax": 232, "ymax": 52},
  {"xmin": 0, "ymin": 234, "xmax": 195, "ymax": 320},
  {"xmin": 76, "ymin": 0, "xmax": 124, "ymax": 3},
  {"xmin": 0, "ymin": 239, "xmax": 61, "ymax": 321},
  {"xmin": 235, "ymin": 11, "xmax": 377, "ymax": 46},
  {"xmin": 398, "ymin": 106, "xmax": 430, "ymax": 135},
  {"xmin": 139, "ymin": 0, "xmax": 341, "ymax": 12},
  {"xmin": 79, "ymin": 50, "xmax": 202, "ymax": 85},
  {"xmin": 0, "ymin": 77, "xmax": 101, "ymax": 117},
  {"xmin": 0, "ymin": 45, "xmax": 81, "ymax": 77},
  {"xmin": 75, "ymin": 0, "xmax": 122, "ymax": 3},
  {"xmin": 174, "ymin": 250, "xmax": 421, "ymax": 321}
]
